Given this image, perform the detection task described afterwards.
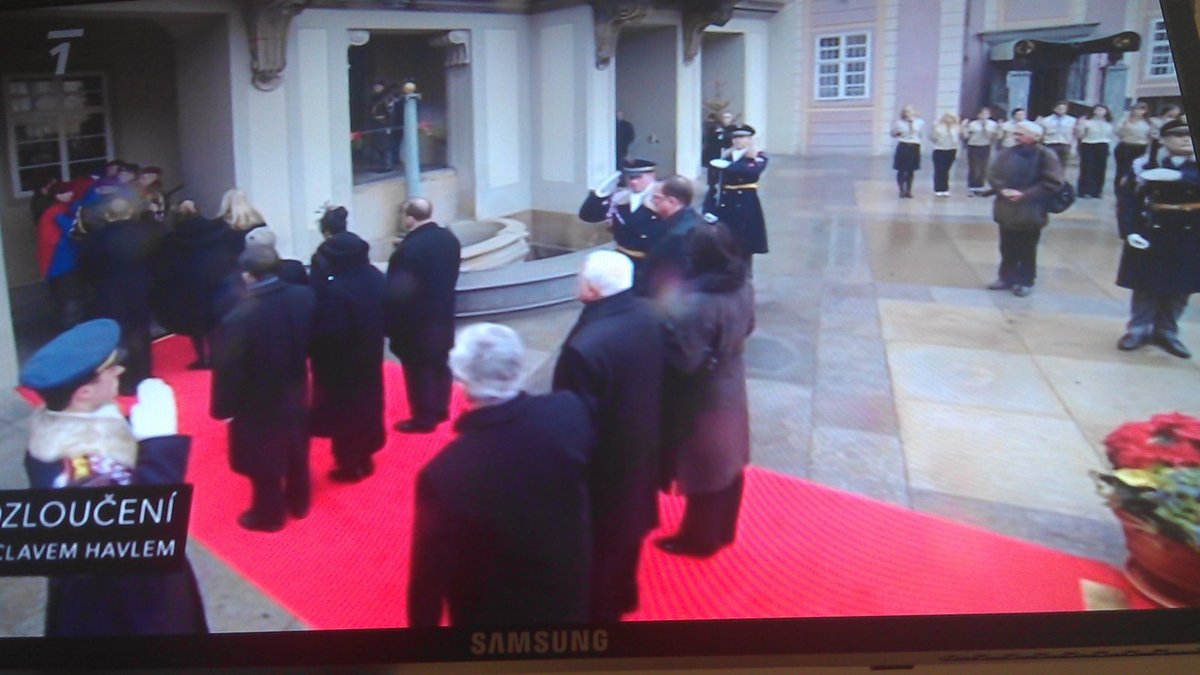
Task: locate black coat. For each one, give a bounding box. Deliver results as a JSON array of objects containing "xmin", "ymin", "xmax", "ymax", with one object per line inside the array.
[
  {"xmin": 384, "ymin": 222, "xmax": 461, "ymax": 359},
  {"xmin": 24, "ymin": 435, "xmax": 208, "ymax": 636},
  {"xmin": 1117, "ymin": 155, "xmax": 1200, "ymax": 294},
  {"xmin": 153, "ymin": 216, "xmax": 234, "ymax": 337},
  {"xmin": 578, "ymin": 190, "xmax": 666, "ymax": 260},
  {"xmin": 407, "ymin": 392, "xmax": 594, "ymax": 627},
  {"xmin": 211, "ymin": 277, "xmax": 315, "ymax": 478},
  {"xmin": 310, "ymin": 233, "xmax": 386, "ymax": 456},
  {"xmin": 78, "ymin": 218, "xmax": 160, "ymax": 325},
  {"xmin": 637, "ymin": 207, "xmax": 702, "ymax": 299},
  {"xmin": 552, "ymin": 290, "xmax": 664, "ymax": 544},
  {"xmin": 704, "ymin": 152, "xmax": 770, "ymax": 255}
]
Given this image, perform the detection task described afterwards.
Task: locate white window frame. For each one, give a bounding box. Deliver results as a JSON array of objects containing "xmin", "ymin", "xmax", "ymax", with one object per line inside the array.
[
  {"xmin": 1145, "ymin": 17, "xmax": 1176, "ymax": 80},
  {"xmin": 4, "ymin": 71, "xmax": 114, "ymax": 198},
  {"xmin": 813, "ymin": 30, "xmax": 872, "ymax": 101}
]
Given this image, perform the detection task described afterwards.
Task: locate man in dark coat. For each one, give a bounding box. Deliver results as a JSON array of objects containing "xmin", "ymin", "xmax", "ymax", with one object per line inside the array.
[
  {"xmin": 985, "ymin": 121, "xmax": 1064, "ymax": 298},
  {"xmin": 704, "ymin": 124, "xmax": 769, "ymax": 261},
  {"xmin": 638, "ymin": 175, "xmax": 704, "ymax": 300},
  {"xmin": 154, "ymin": 200, "xmax": 235, "ymax": 369},
  {"xmin": 615, "ymin": 111, "xmax": 635, "ymax": 169},
  {"xmin": 211, "ymin": 246, "xmax": 316, "ymax": 532},
  {"xmin": 552, "ymin": 250, "xmax": 663, "ymax": 622},
  {"xmin": 409, "ymin": 323, "xmax": 593, "ymax": 627},
  {"xmin": 21, "ymin": 319, "xmax": 208, "ymax": 636},
  {"xmin": 1116, "ymin": 116, "xmax": 1200, "ymax": 358},
  {"xmin": 385, "ymin": 197, "xmax": 462, "ymax": 433},
  {"xmin": 77, "ymin": 197, "xmax": 161, "ymax": 395},
  {"xmin": 311, "ymin": 229, "xmax": 387, "ymax": 482},
  {"xmin": 578, "ymin": 159, "xmax": 665, "ymax": 284}
]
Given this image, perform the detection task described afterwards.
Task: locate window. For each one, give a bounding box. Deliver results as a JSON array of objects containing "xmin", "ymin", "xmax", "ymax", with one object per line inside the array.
[
  {"xmin": 5, "ymin": 73, "xmax": 112, "ymax": 196},
  {"xmin": 1146, "ymin": 18, "xmax": 1176, "ymax": 79},
  {"xmin": 814, "ymin": 32, "xmax": 871, "ymax": 100}
]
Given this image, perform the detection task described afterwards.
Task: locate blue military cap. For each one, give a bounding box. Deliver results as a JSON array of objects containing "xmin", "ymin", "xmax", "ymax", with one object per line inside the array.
[
  {"xmin": 731, "ymin": 124, "xmax": 756, "ymax": 137},
  {"xmin": 20, "ymin": 319, "xmax": 122, "ymax": 391}
]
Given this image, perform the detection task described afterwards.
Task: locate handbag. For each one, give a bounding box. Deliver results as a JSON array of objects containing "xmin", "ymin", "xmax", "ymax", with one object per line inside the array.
[{"xmin": 1038, "ymin": 147, "xmax": 1075, "ymax": 214}]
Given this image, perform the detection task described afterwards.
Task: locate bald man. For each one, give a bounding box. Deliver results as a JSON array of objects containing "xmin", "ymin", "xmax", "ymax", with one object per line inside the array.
[{"xmin": 384, "ymin": 198, "xmax": 462, "ymax": 433}]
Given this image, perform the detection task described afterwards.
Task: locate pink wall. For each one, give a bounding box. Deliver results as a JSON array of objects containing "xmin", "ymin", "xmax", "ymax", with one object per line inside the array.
[{"xmin": 894, "ymin": 0, "xmax": 941, "ymax": 121}]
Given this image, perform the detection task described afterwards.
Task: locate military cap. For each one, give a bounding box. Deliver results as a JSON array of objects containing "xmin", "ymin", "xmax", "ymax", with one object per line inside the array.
[
  {"xmin": 622, "ymin": 159, "xmax": 657, "ymax": 175},
  {"xmin": 20, "ymin": 319, "xmax": 122, "ymax": 392},
  {"xmin": 731, "ymin": 124, "xmax": 756, "ymax": 137},
  {"xmin": 1161, "ymin": 115, "xmax": 1190, "ymax": 136}
]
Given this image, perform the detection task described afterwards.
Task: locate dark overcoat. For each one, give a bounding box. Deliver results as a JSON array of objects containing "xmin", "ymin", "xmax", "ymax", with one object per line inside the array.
[
  {"xmin": 578, "ymin": 190, "xmax": 666, "ymax": 262},
  {"xmin": 24, "ymin": 435, "xmax": 208, "ymax": 636},
  {"xmin": 77, "ymin": 218, "xmax": 159, "ymax": 325},
  {"xmin": 153, "ymin": 215, "xmax": 234, "ymax": 337},
  {"xmin": 407, "ymin": 392, "xmax": 594, "ymax": 627},
  {"xmin": 552, "ymin": 290, "xmax": 664, "ymax": 545},
  {"xmin": 310, "ymin": 232, "xmax": 386, "ymax": 457},
  {"xmin": 988, "ymin": 144, "xmax": 1064, "ymax": 231},
  {"xmin": 384, "ymin": 222, "xmax": 462, "ymax": 360},
  {"xmin": 211, "ymin": 277, "xmax": 315, "ymax": 478},
  {"xmin": 637, "ymin": 207, "xmax": 702, "ymax": 299},
  {"xmin": 704, "ymin": 152, "xmax": 770, "ymax": 255},
  {"xmin": 1117, "ymin": 155, "xmax": 1200, "ymax": 294},
  {"xmin": 662, "ymin": 277, "xmax": 755, "ymax": 495}
]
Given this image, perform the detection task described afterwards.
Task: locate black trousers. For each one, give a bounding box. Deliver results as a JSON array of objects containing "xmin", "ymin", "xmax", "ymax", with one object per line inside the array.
[
  {"xmin": 248, "ymin": 461, "xmax": 311, "ymax": 528},
  {"xmin": 675, "ymin": 472, "xmax": 745, "ymax": 552},
  {"xmin": 1077, "ymin": 142, "xmax": 1109, "ymax": 198},
  {"xmin": 997, "ymin": 227, "xmax": 1042, "ymax": 287},
  {"xmin": 401, "ymin": 354, "xmax": 453, "ymax": 426},
  {"xmin": 591, "ymin": 538, "xmax": 644, "ymax": 622},
  {"xmin": 966, "ymin": 145, "xmax": 991, "ymax": 190},
  {"xmin": 1127, "ymin": 290, "xmax": 1190, "ymax": 340},
  {"xmin": 1113, "ymin": 142, "xmax": 1147, "ymax": 190},
  {"xmin": 932, "ymin": 149, "xmax": 956, "ymax": 193},
  {"xmin": 119, "ymin": 319, "xmax": 153, "ymax": 396}
]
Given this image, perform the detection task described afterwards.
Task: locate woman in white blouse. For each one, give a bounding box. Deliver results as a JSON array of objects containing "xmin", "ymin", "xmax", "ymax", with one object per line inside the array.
[
  {"xmin": 962, "ymin": 107, "xmax": 1000, "ymax": 196},
  {"xmin": 930, "ymin": 112, "xmax": 961, "ymax": 197},
  {"xmin": 1114, "ymin": 102, "xmax": 1152, "ymax": 189},
  {"xmin": 998, "ymin": 108, "xmax": 1028, "ymax": 148},
  {"xmin": 890, "ymin": 105, "xmax": 924, "ymax": 199},
  {"xmin": 1074, "ymin": 103, "xmax": 1114, "ymax": 199}
]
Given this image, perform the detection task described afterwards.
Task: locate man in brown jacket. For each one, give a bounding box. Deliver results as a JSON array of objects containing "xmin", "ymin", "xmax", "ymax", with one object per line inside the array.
[{"xmin": 986, "ymin": 121, "xmax": 1065, "ymax": 297}]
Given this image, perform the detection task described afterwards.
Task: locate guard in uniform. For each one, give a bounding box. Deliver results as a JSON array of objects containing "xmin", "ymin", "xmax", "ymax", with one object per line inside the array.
[
  {"xmin": 578, "ymin": 159, "xmax": 665, "ymax": 284},
  {"xmin": 704, "ymin": 124, "xmax": 769, "ymax": 263},
  {"xmin": 21, "ymin": 319, "xmax": 208, "ymax": 636},
  {"xmin": 1116, "ymin": 116, "xmax": 1200, "ymax": 358}
]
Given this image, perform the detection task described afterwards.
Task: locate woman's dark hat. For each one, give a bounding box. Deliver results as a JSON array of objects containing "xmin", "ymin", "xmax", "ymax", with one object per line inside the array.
[{"xmin": 20, "ymin": 319, "xmax": 122, "ymax": 391}]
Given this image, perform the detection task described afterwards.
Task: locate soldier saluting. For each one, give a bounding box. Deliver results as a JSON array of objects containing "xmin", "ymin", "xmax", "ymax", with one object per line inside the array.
[
  {"xmin": 1116, "ymin": 115, "xmax": 1200, "ymax": 359},
  {"xmin": 578, "ymin": 159, "xmax": 665, "ymax": 285}
]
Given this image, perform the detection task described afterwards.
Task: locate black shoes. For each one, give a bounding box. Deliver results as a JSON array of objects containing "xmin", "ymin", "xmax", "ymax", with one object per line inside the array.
[
  {"xmin": 653, "ymin": 536, "xmax": 719, "ymax": 559},
  {"xmin": 238, "ymin": 511, "xmax": 284, "ymax": 533},
  {"xmin": 395, "ymin": 419, "xmax": 438, "ymax": 433},
  {"xmin": 1117, "ymin": 332, "xmax": 1148, "ymax": 351},
  {"xmin": 329, "ymin": 457, "xmax": 376, "ymax": 484},
  {"xmin": 986, "ymin": 279, "xmax": 1011, "ymax": 291},
  {"xmin": 1157, "ymin": 335, "xmax": 1192, "ymax": 359},
  {"xmin": 1011, "ymin": 285, "xmax": 1032, "ymax": 297}
]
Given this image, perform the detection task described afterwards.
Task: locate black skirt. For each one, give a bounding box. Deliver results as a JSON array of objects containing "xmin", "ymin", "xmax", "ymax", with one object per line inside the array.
[{"xmin": 893, "ymin": 142, "xmax": 921, "ymax": 171}]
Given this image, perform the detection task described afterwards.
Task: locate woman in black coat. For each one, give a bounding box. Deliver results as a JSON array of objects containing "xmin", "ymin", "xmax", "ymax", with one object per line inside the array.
[
  {"xmin": 310, "ymin": 229, "xmax": 387, "ymax": 482},
  {"xmin": 154, "ymin": 201, "xmax": 236, "ymax": 369},
  {"xmin": 655, "ymin": 221, "xmax": 755, "ymax": 558}
]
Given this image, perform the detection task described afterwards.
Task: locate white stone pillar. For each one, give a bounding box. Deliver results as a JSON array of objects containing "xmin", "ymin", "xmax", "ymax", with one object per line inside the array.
[{"xmin": 936, "ymin": 0, "xmax": 967, "ymax": 117}]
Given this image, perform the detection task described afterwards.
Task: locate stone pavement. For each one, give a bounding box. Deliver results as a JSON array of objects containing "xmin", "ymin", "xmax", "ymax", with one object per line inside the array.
[{"xmin": 3, "ymin": 154, "xmax": 1198, "ymax": 635}]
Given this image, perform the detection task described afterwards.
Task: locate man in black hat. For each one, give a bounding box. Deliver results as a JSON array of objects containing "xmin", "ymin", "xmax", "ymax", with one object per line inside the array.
[
  {"xmin": 704, "ymin": 124, "xmax": 769, "ymax": 266},
  {"xmin": 21, "ymin": 318, "xmax": 208, "ymax": 635},
  {"xmin": 579, "ymin": 159, "xmax": 666, "ymax": 284},
  {"xmin": 212, "ymin": 246, "xmax": 316, "ymax": 531},
  {"xmin": 1116, "ymin": 115, "xmax": 1200, "ymax": 358}
]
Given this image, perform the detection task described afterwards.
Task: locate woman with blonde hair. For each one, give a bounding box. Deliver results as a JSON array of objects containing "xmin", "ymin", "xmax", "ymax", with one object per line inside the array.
[
  {"xmin": 890, "ymin": 105, "xmax": 924, "ymax": 198},
  {"xmin": 218, "ymin": 188, "xmax": 266, "ymax": 233},
  {"xmin": 931, "ymin": 112, "xmax": 961, "ymax": 197}
]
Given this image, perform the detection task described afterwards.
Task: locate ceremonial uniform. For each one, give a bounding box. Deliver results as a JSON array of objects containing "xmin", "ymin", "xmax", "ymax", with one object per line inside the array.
[
  {"xmin": 408, "ymin": 392, "xmax": 593, "ymax": 627},
  {"xmin": 1116, "ymin": 118, "xmax": 1200, "ymax": 357},
  {"xmin": 578, "ymin": 160, "xmax": 665, "ymax": 283},
  {"xmin": 704, "ymin": 126, "xmax": 769, "ymax": 256},
  {"xmin": 20, "ymin": 319, "xmax": 208, "ymax": 636},
  {"xmin": 552, "ymin": 289, "xmax": 664, "ymax": 621}
]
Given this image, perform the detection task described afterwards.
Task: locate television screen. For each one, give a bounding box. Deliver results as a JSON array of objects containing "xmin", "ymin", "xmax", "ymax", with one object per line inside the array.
[{"xmin": 0, "ymin": 0, "xmax": 1198, "ymax": 669}]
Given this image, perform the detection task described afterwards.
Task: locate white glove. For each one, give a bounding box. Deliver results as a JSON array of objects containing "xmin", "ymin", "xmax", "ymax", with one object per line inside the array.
[
  {"xmin": 709, "ymin": 158, "xmax": 731, "ymax": 169},
  {"xmin": 1127, "ymin": 234, "xmax": 1150, "ymax": 250},
  {"xmin": 593, "ymin": 171, "xmax": 622, "ymax": 198},
  {"xmin": 1139, "ymin": 168, "xmax": 1182, "ymax": 182},
  {"xmin": 130, "ymin": 378, "xmax": 178, "ymax": 440}
]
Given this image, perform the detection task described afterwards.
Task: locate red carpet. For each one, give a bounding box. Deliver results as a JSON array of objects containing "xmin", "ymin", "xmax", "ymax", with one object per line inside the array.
[{"xmin": 40, "ymin": 337, "xmax": 1156, "ymax": 628}]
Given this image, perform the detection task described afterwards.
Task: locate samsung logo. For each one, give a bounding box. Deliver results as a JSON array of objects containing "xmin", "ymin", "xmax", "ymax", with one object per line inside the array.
[{"xmin": 470, "ymin": 629, "xmax": 609, "ymax": 656}]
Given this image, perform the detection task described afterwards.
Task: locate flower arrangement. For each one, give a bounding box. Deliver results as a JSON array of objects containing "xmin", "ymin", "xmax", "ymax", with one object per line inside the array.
[
  {"xmin": 418, "ymin": 120, "xmax": 447, "ymax": 142},
  {"xmin": 1095, "ymin": 412, "xmax": 1200, "ymax": 551}
]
